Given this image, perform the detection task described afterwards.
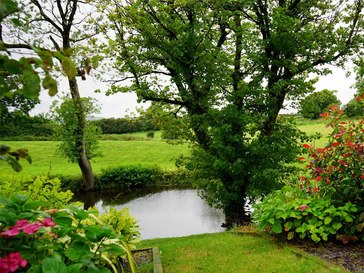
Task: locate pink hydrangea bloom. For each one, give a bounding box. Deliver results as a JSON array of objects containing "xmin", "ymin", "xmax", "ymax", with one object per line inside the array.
[
  {"xmin": 42, "ymin": 217, "xmax": 56, "ymax": 227},
  {"xmin": 22, "ymin": 223, "xmax": 41, "ymax": 235},
  {"xmin": 0, "ymin": 227, "xmax": 19, "ymax": 237},
  {"xmin": 14, "ymin": 219, "xmax": 28, "ymax": 228},
  {"xmin": 0, "ymin": 252, "xmax": 28, "ymax": 273}
]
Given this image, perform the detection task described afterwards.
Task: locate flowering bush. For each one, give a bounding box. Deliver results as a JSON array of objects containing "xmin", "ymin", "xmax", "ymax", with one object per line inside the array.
[
  {"xmin": 253, "ymin": 96, "xmax": 364, "ymax": 243},
  {"xmin": 0, "ymin": 194, "xmax": 139, "ymax": 273}
]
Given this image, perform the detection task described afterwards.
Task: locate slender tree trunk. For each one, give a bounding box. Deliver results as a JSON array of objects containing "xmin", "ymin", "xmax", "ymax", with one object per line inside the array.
[{"xmin": 68, "ymin": 77, "xmax": 95, "ymax": 190}]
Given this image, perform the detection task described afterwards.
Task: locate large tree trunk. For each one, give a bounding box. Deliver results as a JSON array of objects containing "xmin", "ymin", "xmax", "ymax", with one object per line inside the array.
[
  {"xmin": 222, "ymin": 196, "xmax": 251, "ymax": 228},
  {"xmin": 68, "ymin": 77, "xmax": 95, "ymax": 190}
]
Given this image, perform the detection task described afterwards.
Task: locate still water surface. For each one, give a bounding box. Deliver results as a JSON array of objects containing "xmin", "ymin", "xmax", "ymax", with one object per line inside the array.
[{"xmin": 94, "ymin": 189, "xmax": 225, "ymax": 239}]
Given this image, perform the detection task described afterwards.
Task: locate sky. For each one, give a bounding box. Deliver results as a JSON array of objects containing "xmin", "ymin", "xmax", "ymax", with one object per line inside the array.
[{"xmin": 30, "ymin": 65, "xmax": 357, "ymax": 118}]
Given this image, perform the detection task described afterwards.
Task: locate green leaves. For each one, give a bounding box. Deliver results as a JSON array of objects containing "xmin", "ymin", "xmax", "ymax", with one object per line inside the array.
[
  {"xmin": 61, "ymin": 57, "xmax": 77, "ymax": 78},
  {"xmin": 42, "ymin": 74, "xmax": 58, "ymax": 96},
  {"xmin": 0, "ymin": 0, "xmax": 19, "ymax": 21}
]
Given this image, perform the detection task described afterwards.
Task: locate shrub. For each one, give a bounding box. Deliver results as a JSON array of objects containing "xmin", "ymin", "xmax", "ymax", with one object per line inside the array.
[
  {"xmin": 253, "ymin": 101, "xmax": 364, "ymax": 243},
  {"xmin": 0, "ymin": 194, "xmax": 139, "ymax": 273},
  {"xmin": 253, "ymin": 185, "xmax": 360, "ymax": 243},
  {"xmin": 98, "ymin": 165, "xmax": 159, "ymax": 190},
  {"xmin": 146, "ymin": 131, "xmax": 155, "ymax": 139},
  {"xmin": 0, "ymin": 176, "xmax": 73, "ymax": 209},
  {"xmin": 299, "ymin": 89, "xmax": 340, "ymax": 119}
]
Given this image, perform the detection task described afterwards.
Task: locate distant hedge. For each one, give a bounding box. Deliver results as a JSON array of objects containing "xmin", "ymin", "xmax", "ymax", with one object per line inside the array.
[{"xmin": 92, "ymin": 117, "xmax": 159, "ymax": 134}]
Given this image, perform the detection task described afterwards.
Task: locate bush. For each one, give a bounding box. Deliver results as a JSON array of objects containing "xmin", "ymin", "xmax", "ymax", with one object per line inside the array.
[
  {"xmin": 344, "ymin": 97, "xmax": 363, "ymax": 117},
  {"xmin": 0, "ymin": 176, "xmax": 73, "ymax": 209},
  {"xmin": 0, "ymin": 194, "xmax": 138, "ymax": 273},
  {"xmin": 299, "ymin": 89, "xmax": 340, "ymax": 119},
  {"xmin": 253, "ymin": 185, "xmax": 360, "ymax": 243},
  {"xmin": 98, "ymin": 165, "xmax": 159, "ymax": 190},
  {"xmin": 253, "ymin": 103, "xmax": 364, "ymax": 243},
  {"xmin": 146, "ymin": 131, "xmax": 154, "ymax": 139}
]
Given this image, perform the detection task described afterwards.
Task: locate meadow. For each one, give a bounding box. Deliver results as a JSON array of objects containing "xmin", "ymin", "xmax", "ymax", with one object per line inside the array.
[{"xmin": 0, "ymin": 120, "xmax": 330, "ymax": 180}]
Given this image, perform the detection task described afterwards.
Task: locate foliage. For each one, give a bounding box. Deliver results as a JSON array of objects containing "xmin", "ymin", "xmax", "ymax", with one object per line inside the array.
[
  {"xmin": 0, "ymin": 113, "xmax": 54, "ymax": 139},
  {"xmin": 101, "ymin": 0, "xmax": 364, "ymax": 224},
  {"xmin": 98, "ymin": 166, "xmax": 159, "ymax": 190},
  {"xmin": 252, "ymin": 185, "xmax": 360, "ymax": 243},
  {"xmin": 344, "ymin": 98, "xmax": 363, "ymax": 117},
  {"xmin": 0, "ymin": 176, "xmax": 73, "ymax": 209},
  {"xmin": 0, "ymin": 194, "xmax": 138, "ymax": 273},
  {"xmin": 93, "ymin": 116, "xmax": 158, "ymax": 135},
  {"xmin": 0, "ymin": 144, "xmax": 31, "ymax": 172},
  {"xmin": 253, "ymin": 101, "xmax": 364, "ymax": 243},
  {"xmin": 51, "ymin": 97, "xmax": 102, "ymax": 163},
  {"xmin": 299, "ymin": 89, "xmax": 341, "ymax": 119}
]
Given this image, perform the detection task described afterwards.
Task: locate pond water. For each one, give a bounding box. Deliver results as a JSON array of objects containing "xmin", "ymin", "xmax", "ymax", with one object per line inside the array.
[{"xmin": 79, "ymin": 188, "xmax": 226, "ymax": 239}]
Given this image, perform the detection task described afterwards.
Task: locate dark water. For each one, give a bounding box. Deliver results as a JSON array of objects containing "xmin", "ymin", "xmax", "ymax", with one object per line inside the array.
[{"xmin": 77, "ymin": 188, "xmax": 225, "ymax": 239}]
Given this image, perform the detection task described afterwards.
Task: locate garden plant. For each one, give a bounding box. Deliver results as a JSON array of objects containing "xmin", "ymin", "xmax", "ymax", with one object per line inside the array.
[{"xmin": 253, "ymin": 95, "xmax": 364, "ymax": 243}]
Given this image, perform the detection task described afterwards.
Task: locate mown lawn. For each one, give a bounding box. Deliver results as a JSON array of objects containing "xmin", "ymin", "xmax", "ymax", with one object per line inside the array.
[
  {"xmin": 136, "ymin": 232, "xmax": 347, "ymax": 273},
  {"xmin": 1, "ymin": 118, "xmax": 332, "ymax": 180}
]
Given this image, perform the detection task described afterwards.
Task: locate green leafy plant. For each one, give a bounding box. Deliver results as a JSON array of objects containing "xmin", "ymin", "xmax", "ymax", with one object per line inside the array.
[
  {"xmin": 253, "ymin": 97, "xmax": 364, "ymax": 243},
  {"xmin": 253, "ymin": 185, "xmax": 359, "ymax": 243},
  {"xmin": 0, "ymin": 176, "xmax": 73, "ymax": 209},
  {"xmin": 0, "ymin": 194, "xmax": 139, "ymax": 273}
]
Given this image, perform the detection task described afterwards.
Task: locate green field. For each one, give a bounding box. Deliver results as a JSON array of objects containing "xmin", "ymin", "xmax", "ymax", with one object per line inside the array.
[
  {"xmin": 1, "ymin": 120, "xmax": 331, "ymax": 180},
  {"xmin": 0, "ymin": 140, "xmax": 190, "ymax": 180}
]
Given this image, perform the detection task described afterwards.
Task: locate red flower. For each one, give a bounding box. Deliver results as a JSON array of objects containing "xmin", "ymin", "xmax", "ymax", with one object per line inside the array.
[
  {"xmin": 315, "ymin": 176, "xmax": 322, "ymax": 181},
  {"xmin": 299, "ymin": 204, "xmax": 309, "ymax": 211},
  {"xmin": 313, "ymin": 187, "xmax": 320, "ymax": 193},
  {"xmin": 302, "ymin": 144, "xmax": 311, "ymax": 149},
  {"xmin": 297, "ymin": 156, "xmax": 305, "ymax": 161}
]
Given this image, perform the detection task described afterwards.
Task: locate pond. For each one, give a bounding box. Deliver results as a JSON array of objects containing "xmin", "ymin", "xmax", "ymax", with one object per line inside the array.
[{"xmin": 77, "ymin": 188, "xmax": 226, "ymax": 239}]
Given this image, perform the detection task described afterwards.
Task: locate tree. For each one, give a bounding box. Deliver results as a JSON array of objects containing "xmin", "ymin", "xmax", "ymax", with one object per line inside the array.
[
  {"xmin": 1, "ymin": 0, "xmax": 101, "ymax": 190},
  {"xmin": 102, "ymin": 0, "xmax": 364, "ymax": 225},
  {"xmin": 51, "ymin": 97, "xmax": 101, "ymax": 169},
  {"xmin": 299, "ymin": 89, "xmax": 341, "ymax": 119}
]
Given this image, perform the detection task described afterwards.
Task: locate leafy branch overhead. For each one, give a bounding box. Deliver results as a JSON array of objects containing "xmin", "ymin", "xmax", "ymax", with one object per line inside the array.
[{"xmin": 0, "ymin": 145, "xmax": 31, "ymax": 172}]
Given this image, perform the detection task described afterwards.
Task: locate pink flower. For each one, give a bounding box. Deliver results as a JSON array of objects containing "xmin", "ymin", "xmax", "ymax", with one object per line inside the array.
[
  {"xmin": 22, "ymin": 223, "xmax": 41, "ymax": 235},
  {"xmin": 0, "ymin": 252, "xmax": 28, "ymax": 273},
  {"xmin": 299, "ymin": 204, "xmax": 309, "ymax": 211},
  {"xmin": 14, "ymin": 219, "xmax": 28, "ymax": 228},
  {"xmin": 0, "ymin": 227, "xmax": 19, "ymax": 237},
  {"xmin": 42, "ymin": 218, "xmax": 56, "ymax": 227}
]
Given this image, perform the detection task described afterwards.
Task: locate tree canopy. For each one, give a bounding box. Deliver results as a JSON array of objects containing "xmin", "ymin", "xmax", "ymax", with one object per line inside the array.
[
  {"xmin": 299, "ymin": 89, "xmax": 340, "ymax": 119},
  {"xmin": 101, "ymin": 0, "xmax": 364, "ymax": 225}
]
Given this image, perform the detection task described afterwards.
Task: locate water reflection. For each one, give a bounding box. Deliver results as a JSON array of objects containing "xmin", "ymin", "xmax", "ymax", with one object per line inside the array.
[{"xmin": 92, "ymin": 189, "xmax": 226, "ymax": 239}]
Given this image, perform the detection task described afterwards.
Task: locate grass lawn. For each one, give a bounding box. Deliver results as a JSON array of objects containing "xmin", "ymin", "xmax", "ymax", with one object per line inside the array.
[
  {"xmin": 0, "ymin": 140, "xmax": 190, "ymax": 180},
  {"xmin": 1, "ymin": 118, "xmax": 332, "ymax": 180},
  {"xmin": 136, "ymin": 232, "xmax": 347, "ymax": 273}
]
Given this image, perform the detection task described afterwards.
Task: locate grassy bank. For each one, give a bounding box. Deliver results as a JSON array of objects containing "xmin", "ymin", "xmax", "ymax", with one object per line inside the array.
[
  {"xmin": 1, "ymin": 119, "xmax": 331, "ymax": 180},
  {"xmin": 137, "ymin": 232, "xmax": 346, "ymax": 273},
  {"xmin": 0, "ymin": 140, "xmax": 190, "ymax": 180}
]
